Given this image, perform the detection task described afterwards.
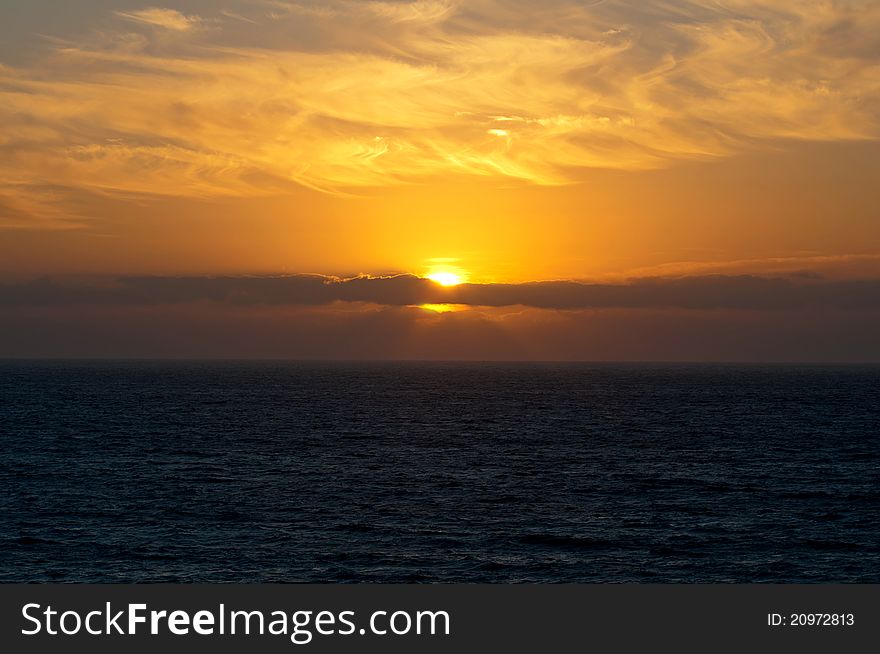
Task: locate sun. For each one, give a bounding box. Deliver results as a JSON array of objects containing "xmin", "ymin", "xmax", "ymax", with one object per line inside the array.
[{"xmin": 426, "ymin": 271, "xmax": 464, "ymax": 286}]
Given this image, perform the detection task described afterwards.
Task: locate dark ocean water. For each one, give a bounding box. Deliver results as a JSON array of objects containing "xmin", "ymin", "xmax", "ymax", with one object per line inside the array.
[{"xmin": 1, "ymin": 361, "xmax": 878, "ymax": 583}]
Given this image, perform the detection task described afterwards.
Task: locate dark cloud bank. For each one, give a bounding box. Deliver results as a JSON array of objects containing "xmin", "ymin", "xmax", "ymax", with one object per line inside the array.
[
  {"xmin": 3, "ymin": 273, "xmax": 879, "ymax": 361},
  {"xmin": 2, "ymin": 273, "xmax": 880, "ymax": 310}
]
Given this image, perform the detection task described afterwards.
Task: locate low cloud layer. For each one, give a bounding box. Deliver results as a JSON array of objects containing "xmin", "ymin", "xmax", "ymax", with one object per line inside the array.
[
  {"xmin": 2, "ymin": 0, "xmax": 880, "ymax": 225},
  {"xmin": 3, "ymin": 302, "xmax": 879, "ymax": 362},
  {"xmin": 2, "ymin": 273, "xmax": 879, "ymax": 311}
]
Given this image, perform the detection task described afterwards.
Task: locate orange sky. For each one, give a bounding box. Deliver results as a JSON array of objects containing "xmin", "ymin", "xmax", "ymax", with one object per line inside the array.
[
  {"xmin": 1, "ymin": 1, "xmax": 879, "ymax": 359},
  {"xmin": 3, "ymin": 140, "xmax": 879, "ymax": 282}
]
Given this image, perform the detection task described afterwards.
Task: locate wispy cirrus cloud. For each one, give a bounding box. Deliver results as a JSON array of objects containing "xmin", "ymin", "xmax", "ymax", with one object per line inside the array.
[
  {"xmin": 1, "ymin": 0, "xmax": 879, "ymax": 225},
  {"xmin": 115, "ymin": 7, "xmax": 202, "ymax": 31}
]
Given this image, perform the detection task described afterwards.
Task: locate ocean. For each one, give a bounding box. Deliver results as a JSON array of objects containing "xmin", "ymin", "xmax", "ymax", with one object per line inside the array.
[{"xmin": 1, "ymin": 361, "xmax": 877, "ymax": 582}]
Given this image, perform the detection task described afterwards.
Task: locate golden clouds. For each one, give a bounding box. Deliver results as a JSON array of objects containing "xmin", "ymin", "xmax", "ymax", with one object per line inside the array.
[
  {"xmin": 1, "ymin": 0, "xmax": 879, "ymax": 227},
  {"xmin": 115, "ymin": 7, "xmax": 202, "ymax": 32}
]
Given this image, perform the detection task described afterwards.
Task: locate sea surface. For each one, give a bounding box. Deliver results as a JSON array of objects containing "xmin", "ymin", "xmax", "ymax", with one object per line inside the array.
[{"xmin": 1, "ymin": 361, "xmax": 878, "ymax": 583}]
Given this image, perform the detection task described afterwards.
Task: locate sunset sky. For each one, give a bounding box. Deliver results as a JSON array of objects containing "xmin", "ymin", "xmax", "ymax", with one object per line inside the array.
[{"xmin": 1, "ymin": 0, "xmax": 879, "ymax": 360}]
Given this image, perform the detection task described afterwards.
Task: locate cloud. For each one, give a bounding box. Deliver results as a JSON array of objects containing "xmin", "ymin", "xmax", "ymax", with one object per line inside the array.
[
  {"xmin": 619, "ymin": 253, "xmax": 880, "ymax": 281},
  {"xmin": 3, "ymin": 301, "xmax": 880, "ymax": 361},
  {"xmin": 115, "ymin": 7, "xmax": 202, "ymax": 32},
  {"xmin": 2, "ymin": 273, "xmax": 879, "ymax": 311},
  {"xmin": 1, "ymin": 0, "xmax": 879, "ymax": 223},
  {"xmin": 0, "ymin": 185, "xmax": 87, "ymax": 230},
  {"xmin": 362, "ymin": 0, "xmax": 455, "ymax": 24}
]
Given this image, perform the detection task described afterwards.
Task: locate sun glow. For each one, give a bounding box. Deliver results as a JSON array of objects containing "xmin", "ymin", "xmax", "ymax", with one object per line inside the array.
[
  {"xmin": 426, "ymin": 271, "xmax": 465, "ymax": 286},
  {"xmin": 417, "ymin": 303, "xmax": 466, "ymax": 313}
]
